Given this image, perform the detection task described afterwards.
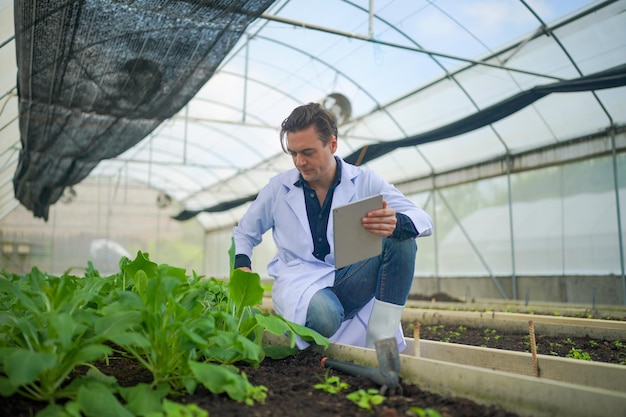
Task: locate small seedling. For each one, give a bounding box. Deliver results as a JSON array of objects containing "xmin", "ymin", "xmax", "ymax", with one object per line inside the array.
[
  {"xmin": 162, "ymin": 399, "xmax": 209, "ymax": 417},
  {"xmin": 566, "ymin": 347, "xmax": 592, "ymax": 361},
  {"xmin": 245, "ymin": 383, "xmax": 268, "ymax": 405},
  {"xmin": 548, "ymin": 341, "xmax": 562, "ymax": 356},
  {"xmin": 314, "ymin": 373, "xmax": 350, "ymax": 394},
  {"xmin": 346, "ymin": 388, "xmax": 385, "ymax": 411},
  {"xmin": 410, "ymin": 406, "xmax": 443, "ymax": 417},
  {"xmin": 483, "ymin": 328, "xmax": 500, "ymax": 344},
  {"xmin": 426, "ymin": 324, "xmax": 445, "ymax": 333}
]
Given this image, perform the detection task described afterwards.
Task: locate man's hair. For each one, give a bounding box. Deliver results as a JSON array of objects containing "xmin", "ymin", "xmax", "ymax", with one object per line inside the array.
[{"xmin": 280, "ymin": 102, "xmax": 338, "ymax": 153}]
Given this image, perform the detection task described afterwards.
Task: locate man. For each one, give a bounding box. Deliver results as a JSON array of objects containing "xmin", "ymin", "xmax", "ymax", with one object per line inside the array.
[{"xmin": 232, "ymin": 102, "xmax": 433, "ymax": 350}]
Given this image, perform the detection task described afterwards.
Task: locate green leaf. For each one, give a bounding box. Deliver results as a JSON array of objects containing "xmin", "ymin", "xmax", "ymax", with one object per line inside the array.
[
  {"xmin": 10, "ymin": 284, "xmax": 42, "ymax": 315},
  {"xmin": 77, "ymin": 382, "xmax": 134, "ymax": 417},
  {"xmin": 180, "ymin": 322, "xmax": 212, "ymax": 348},
  {"xmin": 285, "ymin": 320, "xmax": 331, "ymax": 348},
  {"xmin": 0, "ymin": 348, "xmax": 56, "ymax": 386},
  {"xmin": 74, "ymin": 344, "xmax": 112, "ymax": 364},
  {"xmin": 228, "ymin": 237, "xmax": 236, "ymax": 273},
  {"xmin": 94, "ymin": 311, "xmax": 141, "ymax": 336},
  {"xmin": 108, "ymin": 332, "xmax": 151, "ymax": 349},
  {"xmin": 162, "ymin": 399, "xmax": 209, "ymax": 417},
  {"xmin": 119, "ymin": 383, "xmax": 170, "ymax": 416},
  {"xmin": 14, "ymin": 316, "xmax": 40, "ymax": 348},
  {"xmin": 57, "ymin": 367, "xmax": 119, "ymax": 399},
  {"xmin": 262, "ymin": 345, "xmax": 299, "ymax": 359},
  {"xmin": 255, "ymin": 314, "xmax": 295, "ymax": 346},
  {"xmin": 47, "ymin": 313, "xmax": 75, "ymax": 348},
  {"xmin": 63, "ymin": 400, "xmax": 83, "ymax": 417},
  {"xmin": 0, "ymin": 375, "xmax": 17, "ymax": 396},
  {"xmin": 36, "ymin": 403, "xmax": 71, "ymax": 417},
  {"xmin": 228, "ymin": 269, "xmax": 264, "ymax": 310},
  {"xmin": 188, "ymin": 361, "xmax": 247, "ymax": 402},
  {"xmin": 161, "ymin": 264, "xmax": 188, "ymax": 282},
  {"xmin": 122, "ymin": 251, "xmax": 159, "ymax": 284}
]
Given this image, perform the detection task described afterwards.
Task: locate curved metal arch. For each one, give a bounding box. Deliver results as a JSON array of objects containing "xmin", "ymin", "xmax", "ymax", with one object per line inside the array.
[
  {"xmin": 196, "ymin": 69, "xmax": 303, "ymax": 109},
  {"xmin": 98, "ymin": 154, "xmax": 206, "ymax": 191},
  {"xmin": 113, "ymin": 128, "xmax": 236, "ymax": 193},
  {"xmin": 166, "ymin": 26, "xmax": 427, "ymax": 204},
  {"xmin": 179, "ymin": 95, "xmax": 283, "ymax": 161},
  {"xmin": 519, "ymin": 0, "xmax": 614, "ymax": 126},
  {"xmin": 174, "ymin": 119, "xmax": 283, "ymax": 203},
  {"xmin": 341, "ymin": 0, "xmax": 507, "ymax": 165},
  {"xmin": 225, "ymin": 9, "xmax": 418, "ymax": 144},
  {"xmin": 247, "ymin": 33, "xmax": 422, "ymax": 175}
]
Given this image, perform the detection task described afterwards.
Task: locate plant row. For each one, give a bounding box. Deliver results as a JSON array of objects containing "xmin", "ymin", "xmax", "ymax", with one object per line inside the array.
[{"xmin": 0, "ymin": 245, "xmax": 329, "ymax": 417}]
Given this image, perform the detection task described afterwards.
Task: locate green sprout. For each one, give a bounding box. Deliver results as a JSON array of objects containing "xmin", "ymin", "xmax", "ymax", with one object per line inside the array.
[
  {"xmin": 410, "ymin": 406, "xmax": 443, "ymax": 417},
  {"xmin": 346, "ymin": 388, "xmax": 385, "ymax": 411},
  {"xmin": 313, "ymin": 372, "xmax": 350, "ymax": 394},
  {"xmin": 566, "ymin": 347, "xmax": 592, "ymax": 361}
]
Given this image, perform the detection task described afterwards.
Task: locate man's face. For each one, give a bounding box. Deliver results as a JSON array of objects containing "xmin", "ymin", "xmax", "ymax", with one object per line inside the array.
[{"xmin": 286, "ymin": 125, "xmax": 337, "ymax": 187}]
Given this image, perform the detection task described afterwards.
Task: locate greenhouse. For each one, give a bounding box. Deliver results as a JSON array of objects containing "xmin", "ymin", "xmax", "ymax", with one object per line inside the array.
[{"xmin": 1, "ymin": 0, "xmax": 625, "ymax": 306}]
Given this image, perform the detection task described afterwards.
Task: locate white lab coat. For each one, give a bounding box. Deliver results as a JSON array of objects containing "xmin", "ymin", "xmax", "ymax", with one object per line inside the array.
[{"xmin": 233, "ymin": 158, "xmax": 433, "ymax": 349}]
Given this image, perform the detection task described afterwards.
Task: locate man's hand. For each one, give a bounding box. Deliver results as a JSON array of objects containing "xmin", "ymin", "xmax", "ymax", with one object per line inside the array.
[
  {"xmin": 361, "ymin": 200, "xmax": 397, "ymax": 237},
  {"xmin": 237, "ymin": 267, "xmax": 252, "ymax": 273}
]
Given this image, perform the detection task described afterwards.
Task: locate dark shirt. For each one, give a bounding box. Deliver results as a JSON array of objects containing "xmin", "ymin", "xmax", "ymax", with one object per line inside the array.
[
  {"xmin": 296, "ymin": 156, "xmax": 343, "ymax": 261},
  {"xmin": 234, "ymin": 157, "xmax": 418, "ymax": 269}
]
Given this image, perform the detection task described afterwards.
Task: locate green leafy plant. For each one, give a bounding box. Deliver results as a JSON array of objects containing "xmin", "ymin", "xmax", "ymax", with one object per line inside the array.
[
  {"xmin": 0, "ymin": 246, "xmax": 330, "ymax": 416},
  {"xmin": 566, "ymin": 347, "xmax": 592, "ymax": 361},
  {"xmin": 426, "ymin": 324, "xmax": 445, "ymax": 333},
  {"xmin": 314, "ymin": 372, "xmax": 350, "ymax": 394},
  {"xmin": 547, "ymin": 341, "xmax": 562, "ymax": 356},
  {"xmin": 409, "ymin": 406, "xmax": 443, "ymax": 417},
  {"xmin": 161, "ymin": 399, "xmax": 209, "ymax": 417},
  {"xmin": 0, "ymin": 269, "xmax": 130, "ymax": 403},
  {"xmin": 346, "ymin": 388, "xmax": 385, "ymax": 411},
  {"xmin": 483, "ymin": 328, "xmax": 499, "ymax": 339},
  {"xmin": 107, "ymin": 249, "xmax": 328, "ymax": 403}
]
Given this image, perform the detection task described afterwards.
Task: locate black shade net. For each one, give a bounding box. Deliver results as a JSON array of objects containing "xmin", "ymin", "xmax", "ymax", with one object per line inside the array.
[
  {"xmin": 13, "ymin": 0, "xmax": 275, "ymax": 220},
  {"xmin": 343, "ymin": 63, "xmax": 626, "ymax": 166}
]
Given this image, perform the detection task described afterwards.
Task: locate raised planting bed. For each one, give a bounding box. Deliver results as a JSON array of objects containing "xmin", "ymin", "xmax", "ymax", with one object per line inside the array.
[
  {"xmin": 3, "ymin": 262, "xmax": 625, "ymax": 417},
  {"xmin": 324, "ymin": 340, "xmax": 626, "ymax": 417}
]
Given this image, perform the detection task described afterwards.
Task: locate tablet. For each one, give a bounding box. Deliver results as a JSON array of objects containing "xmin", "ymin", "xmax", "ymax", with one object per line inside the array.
[{"xmin": 333, "ymin": 194, "xmax": 383, "ymax": 268}]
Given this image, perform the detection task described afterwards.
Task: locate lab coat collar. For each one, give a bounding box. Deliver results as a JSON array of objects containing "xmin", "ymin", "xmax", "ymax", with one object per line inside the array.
[{"xmin": 278, "ymin": 158, "xmax": 361, "ymax": 233}]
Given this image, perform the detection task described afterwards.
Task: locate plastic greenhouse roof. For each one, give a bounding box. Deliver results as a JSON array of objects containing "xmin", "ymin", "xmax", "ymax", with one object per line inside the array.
[{"xmin": 1, "ymin": 0, "xmax": 625, "ymax": 232}]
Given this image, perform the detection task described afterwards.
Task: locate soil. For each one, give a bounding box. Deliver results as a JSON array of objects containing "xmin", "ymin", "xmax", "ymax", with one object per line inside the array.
[{"xmin": 2, "ymin": 296, "xmax": 625, "ymax": 417}]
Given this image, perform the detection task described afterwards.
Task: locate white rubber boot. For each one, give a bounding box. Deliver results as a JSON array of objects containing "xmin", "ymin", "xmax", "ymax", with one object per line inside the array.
[{"xmin": 365, "ymin": 299, "xmax": 404, "ymax": 348}]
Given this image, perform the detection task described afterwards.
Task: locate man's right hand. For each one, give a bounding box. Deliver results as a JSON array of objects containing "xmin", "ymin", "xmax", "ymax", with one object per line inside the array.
[{"xmin": 237, "ymin": 267, "xmax": 252, "ymax": 273}]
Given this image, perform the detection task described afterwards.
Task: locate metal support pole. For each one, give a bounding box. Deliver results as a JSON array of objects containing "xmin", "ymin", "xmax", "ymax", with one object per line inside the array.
[{"xmin": 609, "ymin": 127, "xmax": 626, "ymax": 305}]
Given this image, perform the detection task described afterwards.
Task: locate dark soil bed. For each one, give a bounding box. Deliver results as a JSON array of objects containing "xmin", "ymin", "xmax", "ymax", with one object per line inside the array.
[
  {"xmin": 1, "ymin": 347, "xmax": 518, "ymax": 417},
  {"xmin": 3, "ymin": 298, "xmax": 625, "ymax": 417}
]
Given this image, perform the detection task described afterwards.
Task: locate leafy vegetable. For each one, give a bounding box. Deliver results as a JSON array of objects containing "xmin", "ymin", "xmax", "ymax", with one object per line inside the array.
[{"xmin": 0, "ymin": 244, "xmax": 330, "ymax": 416}]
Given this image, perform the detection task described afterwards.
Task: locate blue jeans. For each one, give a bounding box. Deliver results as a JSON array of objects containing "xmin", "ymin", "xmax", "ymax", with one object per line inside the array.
[{"xmin": 305, "ymin": 237, "xmax": 417, "ymax": 337}]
